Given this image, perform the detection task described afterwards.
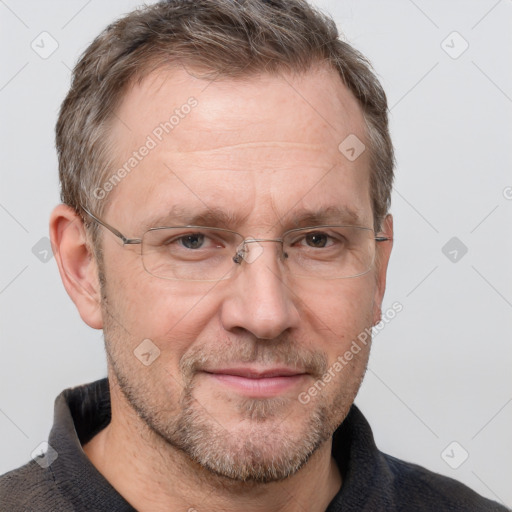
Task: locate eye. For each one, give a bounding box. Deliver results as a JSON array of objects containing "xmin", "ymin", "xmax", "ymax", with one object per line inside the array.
[
  {"xmin": 159, "ymin": 231, "xmax": 224, "ymax": 252},
  {"xmin": 304, "ymin": 232, "xmax": 331, "ymax": 248},
  {"xmin": 179, "ymin": 233, "xmax": 206, "ymax": 249}
]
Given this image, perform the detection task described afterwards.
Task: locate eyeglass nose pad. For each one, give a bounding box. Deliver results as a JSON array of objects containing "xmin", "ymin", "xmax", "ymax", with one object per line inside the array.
[{"xmin": 233, "ymin": 238, "xmax": 266, "ymax": 265}]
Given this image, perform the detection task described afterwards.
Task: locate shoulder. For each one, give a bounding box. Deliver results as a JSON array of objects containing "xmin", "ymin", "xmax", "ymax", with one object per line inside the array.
[
  {"xmin": 0, "ymin": 460, "xmax": 67, "ymax": 511},
  {"xmin": 334, "ymin": 406, "xmax": 509, "ymax": 511},
  {"xmin": 383, "ymin": 453, "xmax": 509, "ymax": 511}
]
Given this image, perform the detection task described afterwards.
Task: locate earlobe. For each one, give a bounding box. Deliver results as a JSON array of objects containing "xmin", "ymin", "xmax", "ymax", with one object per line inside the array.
[
  {"xmin": 50, "ymin": 204, "xmax": 103, "ymax": 329},
  {"xmin": 373, "ymin": 214, "xmax": 393, "ymax": 326}
]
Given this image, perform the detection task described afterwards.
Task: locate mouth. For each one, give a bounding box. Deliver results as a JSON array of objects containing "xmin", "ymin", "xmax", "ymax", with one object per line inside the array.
[{"xmin": 201, "ymin": 366, "xmax": 308, "ymax": 398}]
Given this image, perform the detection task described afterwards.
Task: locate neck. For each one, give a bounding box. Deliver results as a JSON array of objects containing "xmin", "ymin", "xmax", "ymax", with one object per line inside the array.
[{"xmin": 83, "ymin": 380, "xmax": 342, "ymax": 512}]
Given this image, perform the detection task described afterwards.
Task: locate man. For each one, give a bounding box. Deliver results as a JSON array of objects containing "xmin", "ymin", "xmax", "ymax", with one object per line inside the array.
[{"xmin": 0, "ymin": 0, "xmax": 507, "ymax": 510}]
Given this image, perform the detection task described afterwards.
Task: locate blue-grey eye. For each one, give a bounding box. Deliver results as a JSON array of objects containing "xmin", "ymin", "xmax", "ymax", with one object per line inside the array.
[{"xmin": 180, "ymin": 233, "xmax": 205, "ymax": 249}]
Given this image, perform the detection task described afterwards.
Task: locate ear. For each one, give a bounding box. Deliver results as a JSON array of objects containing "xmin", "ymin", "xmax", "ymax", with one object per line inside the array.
[
  {"xmin": 49, "ymin": 204, "xmax": 103, "ymax": 329},
  {"xmin": 372, "ymin": 214, "xmax": 393, "ymax": 325}
]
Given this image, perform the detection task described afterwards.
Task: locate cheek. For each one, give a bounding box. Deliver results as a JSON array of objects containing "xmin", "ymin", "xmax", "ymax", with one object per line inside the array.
[
  {"xmin": 296, "ymin": 275, "xmax": 376, "ymax": 340},
  {"xmin": 107, "ymin": 268, "xmax": 223, "ymax": 354},
  {"xmin": 294, "ymin": 276, "xmax": 376, "ymax": 397}
]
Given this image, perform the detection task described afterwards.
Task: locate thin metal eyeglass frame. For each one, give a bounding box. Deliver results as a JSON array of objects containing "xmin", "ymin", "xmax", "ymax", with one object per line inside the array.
[{"xmin": 80, "ymin": 206, "xmax": 392, "ymax": 278}]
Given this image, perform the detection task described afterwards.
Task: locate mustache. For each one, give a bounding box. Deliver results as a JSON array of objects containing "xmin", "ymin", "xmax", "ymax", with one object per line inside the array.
[{"xmin": 179, "ymin": 335, "xmax": 328, "ymax": 380}]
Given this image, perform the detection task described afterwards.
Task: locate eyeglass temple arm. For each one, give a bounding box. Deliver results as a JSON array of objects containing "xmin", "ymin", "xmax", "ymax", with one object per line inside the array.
[{"xmin": 80, "ymin": 206, "xmax": 142, "ymax": 245}]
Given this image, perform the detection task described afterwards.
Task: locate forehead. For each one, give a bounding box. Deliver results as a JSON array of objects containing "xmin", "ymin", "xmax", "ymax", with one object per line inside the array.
[{"xmin": 104, "ymin": 65, "xmax": 372, "ymax": 229}]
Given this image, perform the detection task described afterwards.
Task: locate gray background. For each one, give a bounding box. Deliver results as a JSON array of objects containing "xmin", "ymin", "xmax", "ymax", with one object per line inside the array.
[{"xmin": 1, "ymin": 0, "xmax": 511, "ymax": 507}]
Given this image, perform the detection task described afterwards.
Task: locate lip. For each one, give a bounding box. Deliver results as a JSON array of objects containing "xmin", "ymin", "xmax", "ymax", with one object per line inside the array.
[{"xmin": 202, "ymin": 367, "xmax": 308, "ymax": 397}]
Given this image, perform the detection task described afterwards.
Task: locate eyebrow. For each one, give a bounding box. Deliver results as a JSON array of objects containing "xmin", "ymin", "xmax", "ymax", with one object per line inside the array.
[
  {"xmin": 142, "ymin": 204, "xmax": 366, "ymax": 231},
  {"xmin": 141, "ymin": 206, "xmax": 248, "ymax": 230},
  {"xmin": 282, "ymin": 205, "xmax": 366, "ymax": 228}
]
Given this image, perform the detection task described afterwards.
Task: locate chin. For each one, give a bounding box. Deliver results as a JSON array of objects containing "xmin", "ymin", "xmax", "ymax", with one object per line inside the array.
[{"xmin": 159, "ymin": 390, "xmax": 334, "ymax": 483}]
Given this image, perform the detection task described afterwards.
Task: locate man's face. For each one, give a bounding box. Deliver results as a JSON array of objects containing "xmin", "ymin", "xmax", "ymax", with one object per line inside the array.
[{"xmin": 96, "ymin": 65, "xmax": 390, "ymax": 482}]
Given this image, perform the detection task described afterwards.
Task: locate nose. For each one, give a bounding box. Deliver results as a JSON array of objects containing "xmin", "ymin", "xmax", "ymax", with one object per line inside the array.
[{"xmin": 219, "ymin": 241, "xmax": 300, "ymax": 339}]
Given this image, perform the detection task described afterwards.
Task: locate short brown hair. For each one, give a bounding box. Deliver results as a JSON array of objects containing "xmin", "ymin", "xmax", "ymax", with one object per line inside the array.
[{"xmin": 56, "ymin": 0, "xmax": 394, "ymax": 240}]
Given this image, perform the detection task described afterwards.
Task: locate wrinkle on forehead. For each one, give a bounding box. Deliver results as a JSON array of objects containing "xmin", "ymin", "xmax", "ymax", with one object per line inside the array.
[
  {"xmin": 168, "ymin": 140, "xmax": 324, "ymax": 154},
  {"xmin": 157, "ymin": 144, "xmax": 337, "ymax": 177}
]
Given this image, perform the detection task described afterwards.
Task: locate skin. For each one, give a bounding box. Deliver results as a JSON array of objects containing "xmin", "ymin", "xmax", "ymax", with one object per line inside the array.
[{"xmin": 50, "ymin": 64, "xmax": 393, "ymax": 512}]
